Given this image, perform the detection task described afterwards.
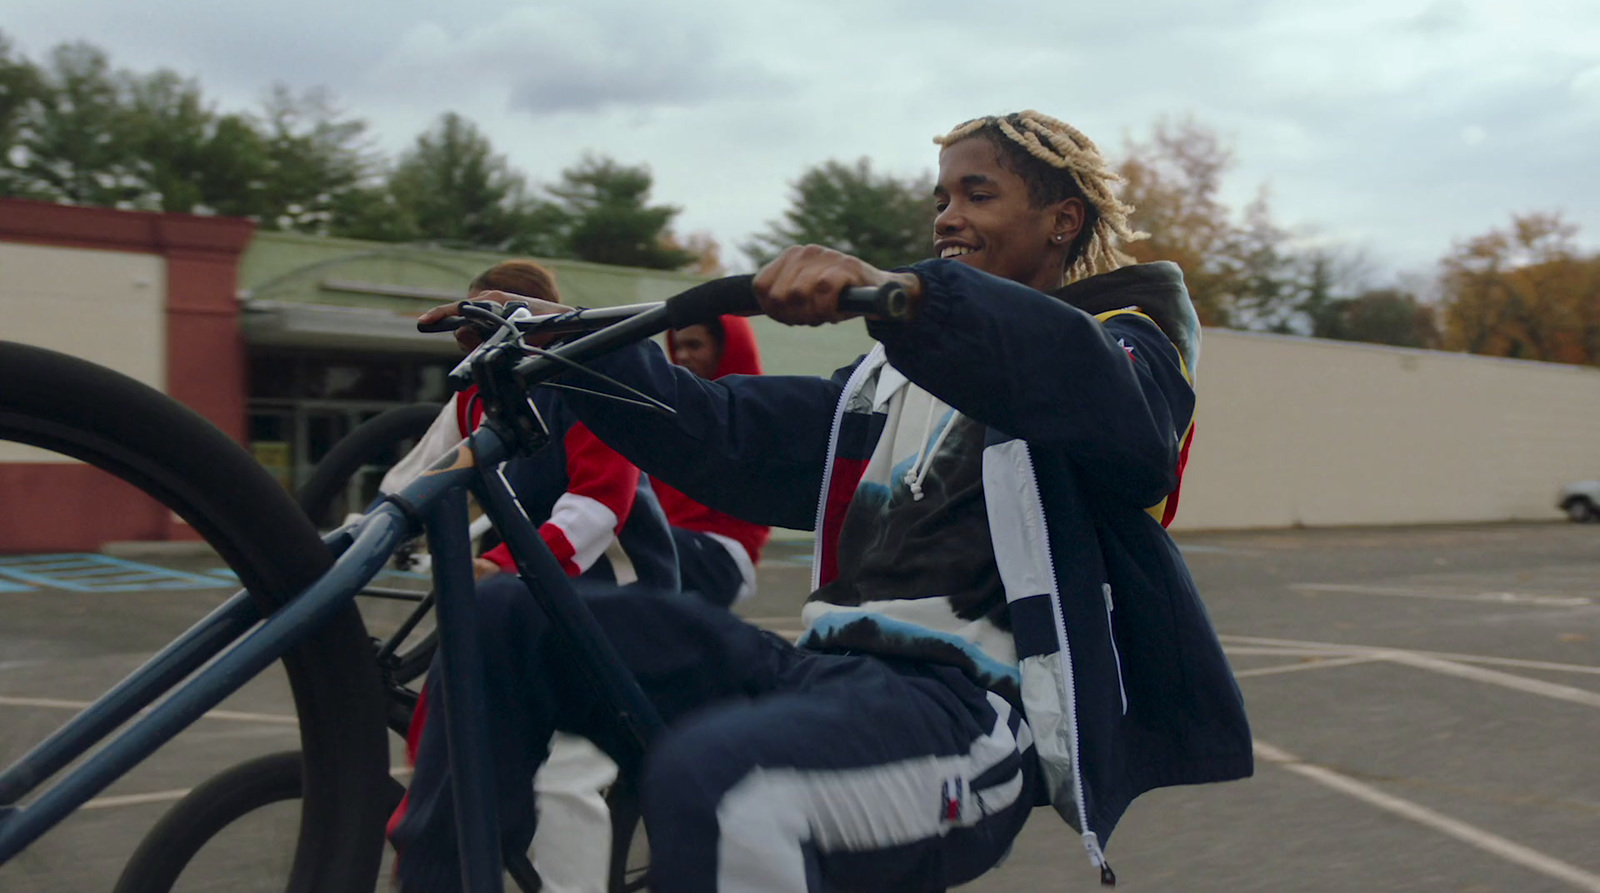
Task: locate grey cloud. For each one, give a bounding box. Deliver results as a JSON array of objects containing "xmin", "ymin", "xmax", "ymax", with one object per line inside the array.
[
  {"xmin": 371, "ymin": 3, "xmax": 798, "ymax": 118},
  {"xmin": 506, "ymin": 41, "xmax": 794, "ymax": 115},
  {"xmin": 1402, "ymin": 0, "xmax": 1472, "ymax": 36},
  {"xmin": 10, "ymin": 0, "xmax": 1599, "ymax": 273},
  {"xmin": 6, "ymin": 3, "xmax": 430, "ymax": 116}
]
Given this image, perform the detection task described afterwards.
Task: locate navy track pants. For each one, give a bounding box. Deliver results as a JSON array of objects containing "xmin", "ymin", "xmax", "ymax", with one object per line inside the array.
[{"xmin": 388, "ymin": 576, "xmax": 1042, "ymax": 893}]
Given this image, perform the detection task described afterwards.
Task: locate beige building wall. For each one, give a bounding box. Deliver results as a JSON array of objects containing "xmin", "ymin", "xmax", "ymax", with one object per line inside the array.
[
  {"xmin": 742, "ymin": 317, "xmax": 877, "ymax": 379},
  {"xmin": 1174, "ymin": 329, "xmax": 1600, "ymax": 529},
  {"xmin": 0, "ymin": 242, "xmax": 167, "ymax": 464}
]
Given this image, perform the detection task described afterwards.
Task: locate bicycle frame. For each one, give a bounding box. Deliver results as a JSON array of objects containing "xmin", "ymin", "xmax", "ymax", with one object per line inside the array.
[
  {"xmin": 0, "ymin": 378, "xmax": 664, "ymax": 893},
  {"xmin": 0, "ymin": 272, "xmax": 902, "ymax": 889}
]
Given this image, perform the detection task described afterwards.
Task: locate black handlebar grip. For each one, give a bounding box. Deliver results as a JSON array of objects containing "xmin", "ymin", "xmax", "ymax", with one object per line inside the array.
[
  {"xmin": 839, "ymin": 281, "xmax": 912, "ymax": 321},
  {"xmin": 418, "ymin": 299, "xmax": 514, "ymax": 334},
  {"xmin": 417, "ymin": 316, "xmax": 466, "ymax": 333},
  {"xmin": 663, "ymin": 275, "xmax": 759, "ymax": 329},
  {"xmin": 652, "ymin": 273, "xmax": 915, "ymax": 331}
]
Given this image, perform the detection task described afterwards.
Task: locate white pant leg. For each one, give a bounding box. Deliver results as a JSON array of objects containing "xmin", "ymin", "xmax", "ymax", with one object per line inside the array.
[{"xmin": 532, "ymin": 733, "xmax": 619, "ymax": 893}]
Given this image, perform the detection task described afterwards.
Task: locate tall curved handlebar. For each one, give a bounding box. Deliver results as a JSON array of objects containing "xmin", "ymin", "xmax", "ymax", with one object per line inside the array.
[
  {"xmin": 418, "ymin": 275, "xmax": 912, "ymax": 335},
  {"xmin": 662, "ymin": 274, "xmax": 911, "ymax": 327}
]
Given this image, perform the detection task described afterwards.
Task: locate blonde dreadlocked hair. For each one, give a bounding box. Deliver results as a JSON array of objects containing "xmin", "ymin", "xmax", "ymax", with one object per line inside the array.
[{"xmin": 935, "ymin": 111, "xmax": 1148, "ymax": 283}]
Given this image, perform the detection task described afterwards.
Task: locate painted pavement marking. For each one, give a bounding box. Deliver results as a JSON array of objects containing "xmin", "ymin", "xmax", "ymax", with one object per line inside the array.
[
  {"xmin": 1290, "ymin": 582, "xmax": 1591, "ymax": 607},
  {"xmin": 0, "ymin": 554, "xmax": 230, "ymax": 592},
  {"xmin": 1231, "ymin": 655, "xmax": 1384, "ymax": 679},
  {"xmin": 79, "ymin": 789, "xmax": 195, "ymax": 811},
  {"xmin": 1254, "ymin": 739, "xmax": 1600, "ymax": 892},
  {"xmin": 1377, "ymin": 650, "xmax": 1600, "ymax": 710},
  {"xmin": 0, "ymin": 695, "xmax": 297, "ymax": 725},
  {"xmin": 80, "ymin": 766, "xmax": 416, "ymax": 811},
  {"xmin": 205, "ymin": 566, "xmax": 430, "ymax": 584},
  {"xmin": 1219, "ymin": 635, "xmax": 1600, "ymax": 677}
]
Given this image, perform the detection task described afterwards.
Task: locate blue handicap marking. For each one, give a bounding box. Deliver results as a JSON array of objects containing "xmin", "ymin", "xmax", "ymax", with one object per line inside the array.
[
  {"xmin": 0, "ymin": 554, "xmax": 233, "ymax": 592},
  {"xmin": 207, "ymin": 567, "xmax": 428, "ymax": 584},
  {"xmin": 208, "ymin": 567, "xmax": 428, "ymax": 586}
]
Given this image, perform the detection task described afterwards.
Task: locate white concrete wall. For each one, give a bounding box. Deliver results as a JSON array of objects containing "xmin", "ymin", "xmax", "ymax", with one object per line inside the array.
[
  {"xmin": 751, "ymin": 320, "xmax": 1600, "ymax": 533},
  {"xmin": 0, "ymin": 242, "xmax": 167, "ymax": 463},
  {"xmin": 1174, "ymin": 329, "xmax": 1600, "ymax": 529}
]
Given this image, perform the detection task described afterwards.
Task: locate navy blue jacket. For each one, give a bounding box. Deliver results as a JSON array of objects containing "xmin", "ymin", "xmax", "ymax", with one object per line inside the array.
[{"xmin": 563, "ymin": 259, "xmax": 1252, "ymax": 871}]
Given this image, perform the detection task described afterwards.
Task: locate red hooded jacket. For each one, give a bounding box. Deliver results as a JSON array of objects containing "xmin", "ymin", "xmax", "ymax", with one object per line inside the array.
[{"xmin": 660, "ymin": 315, "xmax": 771, "ymax": 564}]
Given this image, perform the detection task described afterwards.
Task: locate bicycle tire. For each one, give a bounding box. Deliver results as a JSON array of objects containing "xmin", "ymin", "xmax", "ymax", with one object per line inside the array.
[
  {"xmin": 295, "ymin": 403, "xmax": 445, "ymax": 719},
  {"xmin": 112, "ymin": 751, "xmax": 406, "ymax": 893},
  {"xmin": 0, "ymin": 341, "xmax": 390, "ymax": 893},
  {"xmin": 296, "ymin": 403, "xmax": 443, "ymax": 531},
  {"xmin": 115, "ymin": 749, "xmax": 642, "ymax": 893}
]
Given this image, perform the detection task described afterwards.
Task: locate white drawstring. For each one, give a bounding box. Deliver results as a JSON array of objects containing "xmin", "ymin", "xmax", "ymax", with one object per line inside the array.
[{"xmin": 902, "ymin": 401, "xmax": 959, "ymax": 502}]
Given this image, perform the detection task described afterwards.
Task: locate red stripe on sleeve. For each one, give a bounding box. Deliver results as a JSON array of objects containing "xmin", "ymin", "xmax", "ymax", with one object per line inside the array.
[
  {"xmin": 536, "ymin": 523, "xmax": 580, "ymax": 576},
  {"xmin": 478, "ymin": 528, "xmax": 578, "ymax": 577},
  {"xmin": 561, "ymin": 422, "xmax": 639, "ymax": 533},
  {"xmin": 479, "ymin": 542, "xmax": 517, "ymax": 573}
]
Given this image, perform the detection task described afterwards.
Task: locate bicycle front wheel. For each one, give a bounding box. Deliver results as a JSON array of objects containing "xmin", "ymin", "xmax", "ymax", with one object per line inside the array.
[
  {"xmin": 296, "ymin": 402, "xmax": 445, "ymax": 732},
  {"xmin": 0, "ymin": 341, "xmax": 390, "ymax": 893},
  {"xmin": 112, "ymin": 751, "xmax": 406, "ymax": 893}
]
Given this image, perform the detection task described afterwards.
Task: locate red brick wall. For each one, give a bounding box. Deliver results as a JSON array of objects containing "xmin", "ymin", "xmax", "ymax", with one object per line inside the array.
[{"xmin": 1, "ymin": 198, "xmax": 255, "ymax": 549}]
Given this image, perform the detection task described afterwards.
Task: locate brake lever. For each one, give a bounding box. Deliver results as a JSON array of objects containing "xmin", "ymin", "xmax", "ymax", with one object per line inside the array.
[{"xmin": 443, "ymin": 306, "xmax": 533, "ymax": 392}]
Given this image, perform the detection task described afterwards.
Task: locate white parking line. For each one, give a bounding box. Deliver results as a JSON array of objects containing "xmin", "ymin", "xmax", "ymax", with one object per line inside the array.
[
  {"xmin": 1232, "ymin": 655, "xmax": 1382, "ymax": 679},
  {"xmin": 1290, "ymin": 582, "xmax": 1591, "ymax": 607},
  {"xmin": 0, "ymin": 695, "xmax": 297, "ymax": 725},
  {"xmin": 1378, "ymin": 651, "xmax": 1600, "ymax": 710},
  {"xmin": 1225, "ymin": 646, "xmax": 1367, "ymax": 658},
  {"xmin": 1254, "ymin": 739, "xmax": 1600, "ymax": 892},
  {"xmin": 79, "ymin": 766, "xmax": 416, "ymax": 811},
  {"xmin": 1219, "ymin": 635, "xmax": 1600, "ymax": 676},
  {"xmin": 1219, "ymin": 636, "xmax": 1600, "ymax": 708},
  {"xmin": 80, "ymin": 789, "xmax": 192, "ymax": 810}
]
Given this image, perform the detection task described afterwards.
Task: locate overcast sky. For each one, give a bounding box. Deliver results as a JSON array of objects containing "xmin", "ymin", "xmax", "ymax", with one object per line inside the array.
[{"xmin": 8, "ymin": 0, "xmax": 1599, "ymax": 281}]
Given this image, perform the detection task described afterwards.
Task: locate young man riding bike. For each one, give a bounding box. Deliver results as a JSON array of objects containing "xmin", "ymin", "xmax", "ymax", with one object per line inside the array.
[{"xmin": 391, "ymin": 110, "xmax": 1252, "ymax": 893}]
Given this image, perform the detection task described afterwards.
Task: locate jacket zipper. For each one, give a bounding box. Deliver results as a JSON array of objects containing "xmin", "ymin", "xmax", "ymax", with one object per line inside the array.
[
  {"xmin": 1103, "ymin": 584, "xmax": 1128, "ymax": 715},
  {"xmin": 810, "ymin": 347, "xmax": 884, "ymax": 592},
  {"xmin": 1015, "ymin": 443, "xmax": 1112, "ymax": 881}
]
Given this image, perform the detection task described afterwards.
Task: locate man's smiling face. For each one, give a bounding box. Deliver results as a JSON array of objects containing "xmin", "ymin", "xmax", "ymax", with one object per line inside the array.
[{"xmin": 932, "ymin": 137, "xmax": 1080, "ymax": 293}]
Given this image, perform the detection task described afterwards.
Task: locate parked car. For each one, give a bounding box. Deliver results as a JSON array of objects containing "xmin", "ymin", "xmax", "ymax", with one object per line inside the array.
[{"xmin": 1558, "ymin": 481, "xmax": 1600, "ymax": 522}]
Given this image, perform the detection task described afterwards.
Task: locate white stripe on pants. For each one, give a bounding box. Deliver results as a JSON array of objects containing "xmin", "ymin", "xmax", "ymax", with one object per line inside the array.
[
  {"xmin": 533, "ymin": 733, "xmax": 619, "ymax": 893},
  {"xmin": 713, "ymin": 693, "xmax": 1031, "ymax": 893}
]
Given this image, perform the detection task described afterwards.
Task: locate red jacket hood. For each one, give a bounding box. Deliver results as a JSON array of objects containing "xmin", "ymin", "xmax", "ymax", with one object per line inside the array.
[
  {"xmin": 659, "ymin": 313, "xmax": 769, "ymax": 564},
  {"xmin": 666, "ymin": 314, "xmax": 763, "ymax": 379}
]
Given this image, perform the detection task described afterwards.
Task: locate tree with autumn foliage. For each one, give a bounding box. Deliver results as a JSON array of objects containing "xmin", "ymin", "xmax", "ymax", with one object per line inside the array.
[
  {"xmin": 662, "ymin": 231, "xmax": 726, "ymax": 276},
  {"xmin": 1438, "ymin": 213, "xmax": 1600, "ymax": 365},
  {"xmin": 1114, "ymin": 117, "xmax": 1439, "ymax": 347},
  {"xmin": 1116, "ymin": 116, "xmax": 1329, "ymax": 332},
  {"xmin": 1116, "ymin": 118, "xmax": 1246, "ymax": 326}
]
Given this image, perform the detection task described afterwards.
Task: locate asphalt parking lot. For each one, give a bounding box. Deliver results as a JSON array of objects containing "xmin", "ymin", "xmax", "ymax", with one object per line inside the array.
[{"xmin": 2, "ymin": 522, "xmax": 1598, "ymax": 892}]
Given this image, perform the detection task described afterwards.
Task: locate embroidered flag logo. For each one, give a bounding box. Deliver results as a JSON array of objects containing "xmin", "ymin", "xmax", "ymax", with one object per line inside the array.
[
  {"xmin": 940, "ymin": 777, "xmax": 964, "ymax": 822},
  {"xmin": 1117, "ymin": 338, "xmax": 1136, "ymax": 359}
]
